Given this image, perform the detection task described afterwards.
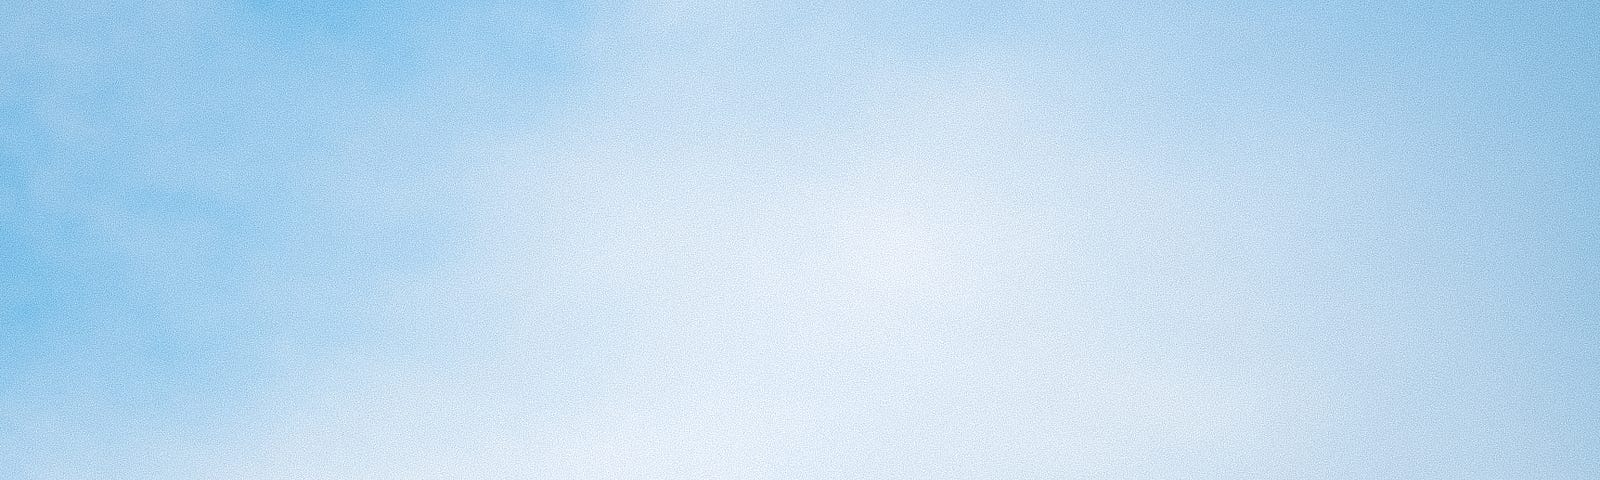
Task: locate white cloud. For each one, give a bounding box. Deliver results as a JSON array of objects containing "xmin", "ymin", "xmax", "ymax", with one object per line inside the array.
[{"xmin": 217, "ymin": 1, "xmax": 1112, "ymax": 475}]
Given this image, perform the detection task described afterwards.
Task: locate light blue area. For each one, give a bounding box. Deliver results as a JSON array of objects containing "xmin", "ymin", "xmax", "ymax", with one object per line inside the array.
[{"xmin": 2, "ymin": 1, "xmax": 1597, "ymax": 478}]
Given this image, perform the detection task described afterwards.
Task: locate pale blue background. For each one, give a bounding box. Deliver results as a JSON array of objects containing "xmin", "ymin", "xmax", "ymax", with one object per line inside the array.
[{"xmin": 2, "ymin": 1, "xmax": 1597, "ymax": 478}]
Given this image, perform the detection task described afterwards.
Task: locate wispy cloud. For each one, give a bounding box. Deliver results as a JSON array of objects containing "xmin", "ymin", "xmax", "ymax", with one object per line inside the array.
[{"xmin": 4, "ymin": 1, "xmax": 1598, "ymax": 478}]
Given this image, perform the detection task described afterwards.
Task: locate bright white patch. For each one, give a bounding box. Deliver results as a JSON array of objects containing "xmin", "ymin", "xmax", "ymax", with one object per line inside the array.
[{"xmin": 827, "ymin": 204, "xmax": 947, "ymax": 295}]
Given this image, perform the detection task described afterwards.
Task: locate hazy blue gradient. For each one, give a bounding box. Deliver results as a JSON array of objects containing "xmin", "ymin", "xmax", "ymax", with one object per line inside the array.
[{"xmin": 3, "ymin": 1, "xmax": 1598, "ymax": 478}]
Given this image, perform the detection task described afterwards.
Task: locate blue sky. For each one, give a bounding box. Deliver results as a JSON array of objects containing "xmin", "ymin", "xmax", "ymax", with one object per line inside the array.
[{"xmin": 2, "ymin": 1, "xmax": 1598, "ymax": 478}]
